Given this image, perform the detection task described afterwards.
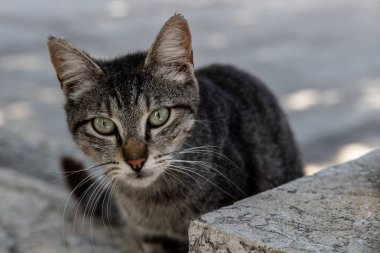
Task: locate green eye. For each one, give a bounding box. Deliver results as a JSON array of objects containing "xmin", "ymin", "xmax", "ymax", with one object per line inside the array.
[
  {"xmin": 148, "ymin": 107, "xmax": 170, "ymax": 127},
  {"xmin": 92, "ymin": 117, "xmax": 116, "ymax": 135}
]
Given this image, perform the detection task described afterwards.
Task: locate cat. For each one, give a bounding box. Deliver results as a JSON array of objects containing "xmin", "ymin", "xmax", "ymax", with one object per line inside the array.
[{"xmin": 47, "ymin": 14, "xmax": 303, "ymax": 253}]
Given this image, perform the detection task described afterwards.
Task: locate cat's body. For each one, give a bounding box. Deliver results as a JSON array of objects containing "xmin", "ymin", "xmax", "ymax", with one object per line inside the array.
[
  {"xmin": 48, "ymin": 15, "xmax": 303, "ymax": 253},
  {"xmin": 115, "ymin": 63, "xmax": 302, "ymax": 251}
]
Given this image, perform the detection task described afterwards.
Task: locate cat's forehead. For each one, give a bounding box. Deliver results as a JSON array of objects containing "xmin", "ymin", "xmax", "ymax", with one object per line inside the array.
[
  {"xmin": 103, "ymin": 72, "xmax": 186, "ymax": 108},
  {"xmin": 105, "ymin": 73, "xmax": 165, "ymax": 106},
  {"xmin": 97, "ymin": 53, "xmax": 196, "ymax": 107}
]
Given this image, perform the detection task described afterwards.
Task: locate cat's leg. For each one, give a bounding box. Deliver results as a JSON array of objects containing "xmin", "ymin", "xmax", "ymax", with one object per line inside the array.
[
  {"xmin": 61, "ymin": 156, "xmax": 122, "ymax": 225},
  {"xmin": 137, "ymin": 234, "xmax": 188, "ymax": 253}
]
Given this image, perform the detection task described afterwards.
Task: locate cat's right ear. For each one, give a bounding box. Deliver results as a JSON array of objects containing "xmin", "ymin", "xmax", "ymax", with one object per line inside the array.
[{"xmin": 47, "ymin": 36, "xmax": 103, "ymax": 99}]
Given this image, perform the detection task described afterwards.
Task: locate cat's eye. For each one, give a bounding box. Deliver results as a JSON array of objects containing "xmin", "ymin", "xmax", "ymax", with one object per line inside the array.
[
  {"xmin": 148, "ymin": 107, "xmax": 170, "ymax": 127},
  {"xmin": 92, "ymin": 117, "xmax": 116, "ymax": 135}
]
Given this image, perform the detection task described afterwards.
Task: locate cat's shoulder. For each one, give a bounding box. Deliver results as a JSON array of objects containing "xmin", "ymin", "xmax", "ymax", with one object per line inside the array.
[
  {"xmin": 196, "ymin": 63, "xmax": 247, "ymax": 78},
  {"xmin": 195, "ymin": 64, "xmax": 267, "ymax": 94}
]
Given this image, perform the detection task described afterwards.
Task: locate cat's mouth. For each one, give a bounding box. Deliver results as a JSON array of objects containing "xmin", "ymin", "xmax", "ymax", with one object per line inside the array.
[
  {"xmin": 127, "ymin": 170, "xmax": 153, "ymax": 179},
  {"xmin": 124, "ymin": 169, "xmax": 159, "ymax": 188},
  {"xmin": 106, "ymin": 164, "xmax": 160, "ymax": 188},
  {"xmin": 107, "ymin": 167, "xmax": 153, "ymax": 179}
]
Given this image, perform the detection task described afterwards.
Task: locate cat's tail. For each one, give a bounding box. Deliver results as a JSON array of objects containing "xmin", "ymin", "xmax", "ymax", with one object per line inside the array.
[{"xmin": 61, "ymin": 156, "xmax": 120, "ymax": 225}]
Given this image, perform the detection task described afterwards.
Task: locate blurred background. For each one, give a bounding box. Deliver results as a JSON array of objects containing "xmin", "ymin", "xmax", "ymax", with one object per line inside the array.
[{"xmin": 0, "ymin": 0, "xmax": 379, "ymax": 251}]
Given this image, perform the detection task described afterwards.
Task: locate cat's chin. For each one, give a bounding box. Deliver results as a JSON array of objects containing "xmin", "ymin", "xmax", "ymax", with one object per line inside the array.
[{"xmin": 117, "ymin": 171, "xmax": 161, "ymax": 188}]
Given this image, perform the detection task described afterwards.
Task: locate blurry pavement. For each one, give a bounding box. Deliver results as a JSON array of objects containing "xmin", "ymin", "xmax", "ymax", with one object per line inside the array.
[{"xmin": 1, "ymin": 0, "xmax": 380, "ymax": 176}]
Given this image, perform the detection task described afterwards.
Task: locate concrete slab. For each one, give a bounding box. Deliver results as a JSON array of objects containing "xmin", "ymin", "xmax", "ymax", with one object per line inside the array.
[{"xmin": 189, "ymin": 150, "xmax": 380, "ymax": 252}]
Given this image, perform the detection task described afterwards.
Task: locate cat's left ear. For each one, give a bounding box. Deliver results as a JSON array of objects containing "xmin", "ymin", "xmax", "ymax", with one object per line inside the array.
[
  {"xmin": 145, "ymin": 14, "xmax": 194, "ymax": 81},
  {"xmin": 47, "ymin": 36, "xmax": 103, "ymax": 99}
]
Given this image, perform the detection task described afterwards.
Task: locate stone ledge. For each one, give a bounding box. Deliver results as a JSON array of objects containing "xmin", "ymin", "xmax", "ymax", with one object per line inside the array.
[{"xmin": 189, "ymin": 151, "xmax": 380, "ymax": 253}]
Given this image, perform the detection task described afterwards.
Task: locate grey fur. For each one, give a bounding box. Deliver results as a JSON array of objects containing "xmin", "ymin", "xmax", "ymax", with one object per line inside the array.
[{"xmin": 48, "ymin": 14, "xmax": 302, "ymax": 253}]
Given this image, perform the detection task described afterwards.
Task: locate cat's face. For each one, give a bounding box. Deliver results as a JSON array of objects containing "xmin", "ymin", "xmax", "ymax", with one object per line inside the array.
[{"xmin": 48, "ymin": 14, "xmax": 199, "ymax": 188}]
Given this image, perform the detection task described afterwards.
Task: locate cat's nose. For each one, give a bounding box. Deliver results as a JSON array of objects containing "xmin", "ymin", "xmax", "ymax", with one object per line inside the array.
[
  {"xmin": 122, "ymin": 139, "xmax": 148, "ymax": 172},
  {"xmin": 126, "ymin": 158, "xmax": 146, "ymax": 172}
]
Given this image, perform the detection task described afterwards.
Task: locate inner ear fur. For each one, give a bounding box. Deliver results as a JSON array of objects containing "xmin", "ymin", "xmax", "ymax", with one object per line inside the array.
[
  {"xmin": 47, "ymin": 36, "xmax": 103, "ymax": 98},
  {"xmin": 145, "ymin": 14, "xmax": 194, "ymax": 72}
]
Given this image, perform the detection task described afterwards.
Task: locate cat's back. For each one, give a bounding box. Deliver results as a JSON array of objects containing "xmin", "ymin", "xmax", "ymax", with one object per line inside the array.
[
  {"xmin": 195, "ymin": 64, "xmax": 303, "ymax": 190},
  {"xmin": 196, "ymin": 64, "xmax": 276, "ymax": 104},
  {"xmin": 195, "ymin": 64, "xmax": 280, "ymax": 113}
]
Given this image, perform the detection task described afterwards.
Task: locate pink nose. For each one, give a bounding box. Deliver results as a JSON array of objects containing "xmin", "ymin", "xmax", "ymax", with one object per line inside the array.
[{"xmin": 126, "ymin": 158, "xmax": 146, "ymax": 172}]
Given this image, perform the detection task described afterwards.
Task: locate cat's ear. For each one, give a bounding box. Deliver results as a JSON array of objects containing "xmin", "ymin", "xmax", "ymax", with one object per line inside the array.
[
  {"xmin": 145, "ymin": 14, "xmax": 194, "ymax": 80},
  {"xmin": 47, "ymin": 36, "xmax": 103, "ymax": 99}
]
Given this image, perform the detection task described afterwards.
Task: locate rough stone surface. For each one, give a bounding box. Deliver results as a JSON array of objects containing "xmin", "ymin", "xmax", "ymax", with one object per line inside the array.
[{"xmin": 189, "ymin": 151, "xmax": 380, "ymax": 253}]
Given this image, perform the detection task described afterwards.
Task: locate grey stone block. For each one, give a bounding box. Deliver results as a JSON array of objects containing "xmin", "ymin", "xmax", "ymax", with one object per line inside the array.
[{"xmin": 189, "ymin": 151, "xmax": 380, "ymax": 253}]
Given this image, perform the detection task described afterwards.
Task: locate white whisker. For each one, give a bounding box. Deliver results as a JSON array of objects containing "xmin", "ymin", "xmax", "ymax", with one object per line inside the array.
[
  {"xmin": 105, "ymin": 178, "xmax": 119, "ymax": 234},
  {"xmin": 100, "ymin": 178, "xmax": 113, "ymax": 234},
  {"xmin": 89, "ymin": 177, "xmax": 111, "ymax": 244},
  {"xmin": 167, "ymin": 165, "xmax": 236, "ymax": 198},
  {"xmin": 61, "ymin": 169, "xmax": 104, "ymax": 246},
  {"xmin": 170, "ymin": 159, "xmax": 248, "ymax": 197},
  {"xmin": 72, "ymin": 173, "xmax": 105, "ymax": 231},
  {"xmin": 163, "ymin": 170, "xmax": 202, "ymax": 199}
]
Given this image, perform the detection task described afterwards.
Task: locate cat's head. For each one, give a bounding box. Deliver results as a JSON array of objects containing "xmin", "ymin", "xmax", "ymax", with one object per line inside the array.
[{"xmin": 48, "ymin": 14, "xmax": 199, "ymax": 188}]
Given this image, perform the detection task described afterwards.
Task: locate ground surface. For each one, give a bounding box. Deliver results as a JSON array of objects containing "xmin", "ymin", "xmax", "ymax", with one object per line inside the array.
[{"xmin": 0, "ymin": 0, "xmax": 379, "ymax": 252}]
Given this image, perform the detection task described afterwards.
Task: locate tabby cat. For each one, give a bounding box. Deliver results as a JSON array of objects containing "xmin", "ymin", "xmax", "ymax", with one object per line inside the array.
[{"xmin": 47, "ymin": 14, "xmax": 303, "ymax": 253}]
